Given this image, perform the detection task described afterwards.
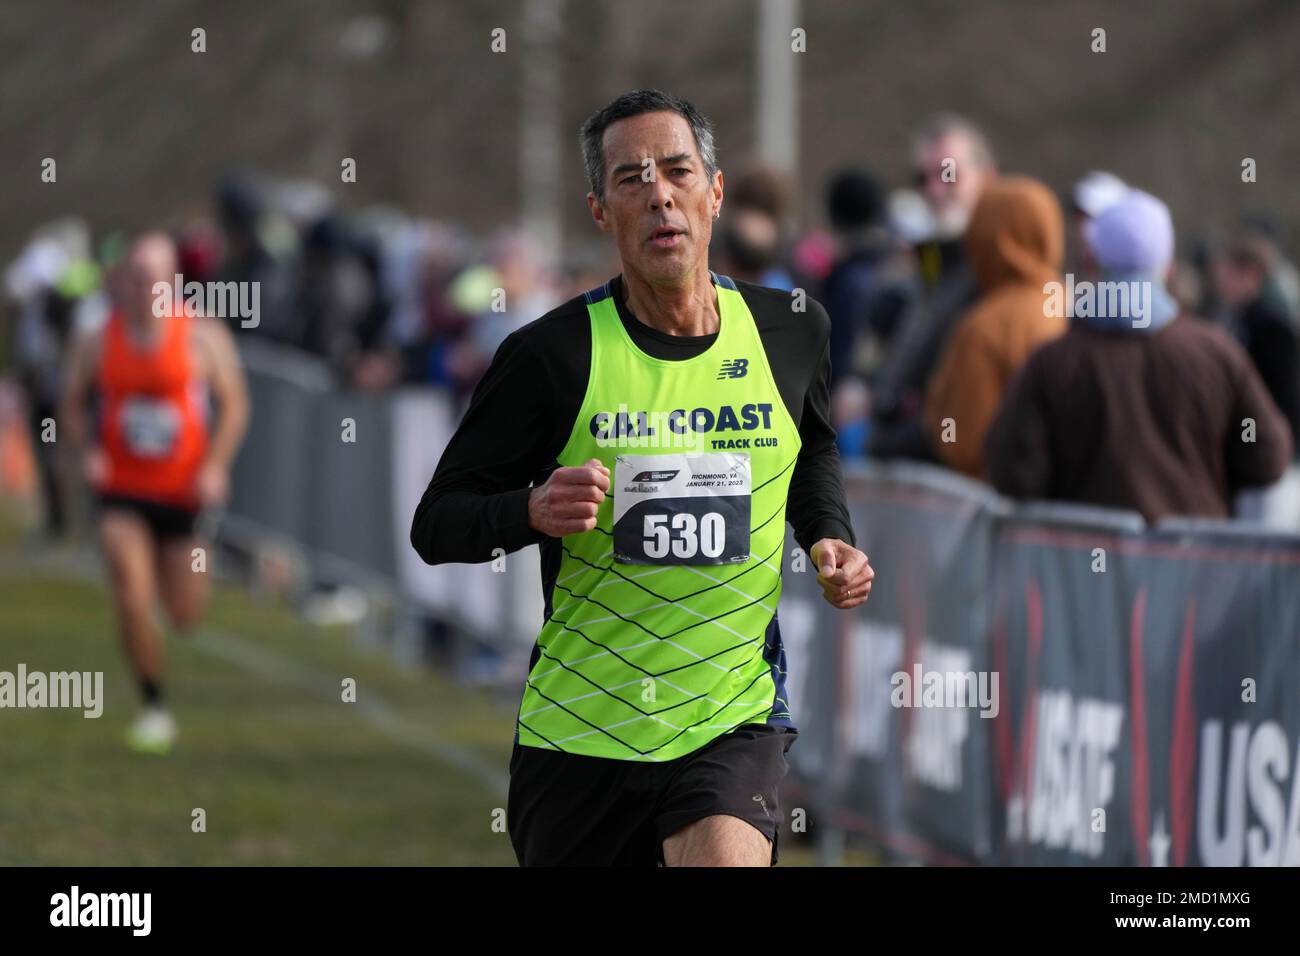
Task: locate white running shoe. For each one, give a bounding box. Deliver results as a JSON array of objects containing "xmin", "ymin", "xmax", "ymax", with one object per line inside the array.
[{"xmin": 126, "ymin": 707, "xmax": 178, "ymax": 754}]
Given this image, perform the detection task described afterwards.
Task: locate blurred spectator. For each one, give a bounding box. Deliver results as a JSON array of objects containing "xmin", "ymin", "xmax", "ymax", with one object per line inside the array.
[
  {"xmin": 1068, "ymin": 170, "xmax": 1126, "ymax": 272},
  {"xmin": 821, "ymin": 169, "xmax": 912, "ymax": 392},
  {"xmin": 1213, "ymin": 231, "xmax": 1300, "ymax": 441},
  {"xmin": 885, "ymin": 188, "xmax": 935, "ymax": 246},
  {"xmin": 1213, "ymin": 230, "xmax": 1300, "ymax": 526},
  {"xmin": 720, "ymin": 166, "xmax": 796, "ymax": 289},
  {"xmin": 296, "ymin": 214, "xmax": 392, "ymax": 386},
  {"xmin": 869, "ymin": 113, "xmax": 997, "ymax": 460},
  {"xmin": 4, "ymin": 219, "xmax": 109, "ymax": 537},
  {"xmin": 176, "ymin": 216, "xmax": 224, "ymax": 286},
  {"xmin": 1167, "ymin": 254, "xmax": 1205, "ymax": 317},
  {"xmin": 790, "ymin": 229, "xmax": 836, "ymax": 286},
  {"xmin": 407, "ymin": 225, "xmax": 473, "ymax": 387},
  {"xmin": 215, "ymin": 172, "xmax": 298, "ymax": 343},
  {"xmin": 727, "ymin": 165, "xmax": 792, "ymax": 224},
  {"xmin": 923, "ymin": 175, "xmax": 1066, "ymax": 478},
  {"xmin": 1241, "ymin": 212, "xmax": 1300, "ymax": 320},
  {"xmin": 1072, "ymin": 171, "xmax": 1128, "ymax": 220},
  {"xmin": 714, "ymin": 206, "xmax": 785, "ymax": 286},
  {"xmin": 831, "ymin": 375, "xmax": 871, "ymax": 460},
  {"xmin": 444, "ymin": 231, "xmax": 558, "ymax": 401},
  {"xmin": 984, "ymin": 189, "xmax": 1293, "ymax": 524}
]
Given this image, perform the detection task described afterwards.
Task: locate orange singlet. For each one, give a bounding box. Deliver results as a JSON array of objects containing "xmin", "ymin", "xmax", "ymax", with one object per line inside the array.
[{"xmin": 97, "ymin": 310, "xmax": 210, "ymax": 509}]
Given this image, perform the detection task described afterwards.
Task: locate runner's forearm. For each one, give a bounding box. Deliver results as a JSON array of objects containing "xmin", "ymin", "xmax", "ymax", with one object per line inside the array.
[
  {"xmin": 786, "ymin": 340, "xmax": 856, "ymax": 553},
  {"xmin": 410, "ymin": 326, "xmax": 569, "ymax": 566},
  {"xmin": 59, "ymin": 394, "xmax": 90, "ymax": 452},
  {"xmin": 59, "ymin": 333, "xmax": 97, "ymax": 452},
  {"xmin": 410, "ymin": 486, "xmax": 544, "ymax": 565},
  {"xmin": 204, "ymin": 392, "xmax": 250, "ymax": 470}
]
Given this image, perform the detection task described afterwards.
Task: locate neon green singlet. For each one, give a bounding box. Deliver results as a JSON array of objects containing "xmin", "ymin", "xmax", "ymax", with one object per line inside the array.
[{"xmin": 515, "ymin": 273, "xmax": 802, "ymax": 761}]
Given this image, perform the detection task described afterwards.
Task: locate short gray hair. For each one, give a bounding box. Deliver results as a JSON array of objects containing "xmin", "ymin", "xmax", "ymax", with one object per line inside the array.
[
  {"xmin": 912, "ymin": 113, "xmax": 996, "ymax": 170},
  {"xmin": 579, "ymin": 89, "xmax": 718, "ymax": 202}
]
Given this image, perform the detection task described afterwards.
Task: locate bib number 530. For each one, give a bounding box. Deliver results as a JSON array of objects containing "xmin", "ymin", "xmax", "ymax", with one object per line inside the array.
[{"xmin": 643, "ymin": 512, "xmax": 726, "ymax": 559}]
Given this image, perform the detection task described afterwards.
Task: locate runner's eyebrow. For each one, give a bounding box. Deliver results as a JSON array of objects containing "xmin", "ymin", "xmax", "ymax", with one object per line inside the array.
[{"xmin": 610, "ymin": 154, "xmax": 693, "ymax": 179}]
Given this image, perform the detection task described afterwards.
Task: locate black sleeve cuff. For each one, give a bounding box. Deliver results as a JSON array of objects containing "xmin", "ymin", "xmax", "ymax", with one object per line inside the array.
[
  {"xmin": 503, "ymin": 485, "xmax": 549, "ymax": 549},
  {"xmin": 795, "ymin": 517, "xmax": 857, "ymax": 557}
]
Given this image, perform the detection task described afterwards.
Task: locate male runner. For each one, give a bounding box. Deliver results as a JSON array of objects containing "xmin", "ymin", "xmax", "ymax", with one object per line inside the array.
[
  {"xmin": 61, "ymin": 233, "xmax": 250, "ymax": 753},
  {"xmin": 411, "ymin": 90, "xmax": 874, "ymax": 866}
]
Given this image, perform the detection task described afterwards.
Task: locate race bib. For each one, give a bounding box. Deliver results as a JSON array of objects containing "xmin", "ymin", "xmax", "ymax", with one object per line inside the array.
[
  {"xmin": 119, "ymin": 397, "xmax": 181, "ymax": 459},
  {"xmin": 612, "ymin": 452, "xmax": 751, "ymax": 565}
]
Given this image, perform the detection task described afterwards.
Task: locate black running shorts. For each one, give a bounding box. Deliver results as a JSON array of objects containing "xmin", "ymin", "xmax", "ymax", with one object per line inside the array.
[
  {"xmin": 98, "ymin": 494, "xmax": 200, "ymax": 542},
  {"xmin": 507, "ymin": 722, "xmax": 797, "ymax": 866}
]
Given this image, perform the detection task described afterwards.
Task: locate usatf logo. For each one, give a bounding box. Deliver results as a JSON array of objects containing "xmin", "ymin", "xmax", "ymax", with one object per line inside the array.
[
  {"xmin": 633, "ymin": 470, "xmax": 679, "ymax": 482},
  {"xmin": 717, "ymin": 358, "xmax": 748, "ymax": 379}
]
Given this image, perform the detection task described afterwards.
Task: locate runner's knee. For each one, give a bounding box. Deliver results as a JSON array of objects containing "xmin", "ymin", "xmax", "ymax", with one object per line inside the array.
[
  {"xmin": 160, "ymin": 541, "xmax": 208, "ymax": 630},
  {"xmin": 163, "ymin": 591, "xmax": 205, "ymax": 631}
]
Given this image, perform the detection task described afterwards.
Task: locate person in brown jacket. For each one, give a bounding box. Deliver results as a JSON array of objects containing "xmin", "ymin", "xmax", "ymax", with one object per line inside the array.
[
  {"xmin": 983, "ymin": 188, "xmax": 1293, "ymax": 524},
  {"xmin": 923, "ymin": 175, "xmax": 1066, "ymax": 477}
]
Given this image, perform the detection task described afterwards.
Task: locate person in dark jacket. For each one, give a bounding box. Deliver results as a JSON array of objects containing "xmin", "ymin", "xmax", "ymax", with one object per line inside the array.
[
  {"xmin": 1212, "ymin": 230, "xmax": 1300, "ymax": 526},
  {"xmin": 984, "ymin": 189, "xmax": 1292, "ymax": 525},
  {"xmin": 821, "ymin": 169, "xmax": 909, "ymax": 389},
  {"xmin": 1213, "ymin": 232, "xmax": 1300, "ymax": 445},
  {"xmin": 869, "ymin": 114, "xmax": 997, "ymax": 460}
]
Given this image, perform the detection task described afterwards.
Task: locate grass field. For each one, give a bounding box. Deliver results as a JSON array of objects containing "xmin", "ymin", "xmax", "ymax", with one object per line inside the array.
[
  {"xmin": 0, "ymin": 531, "xmax": 854, "ymax": 866},
  {"xmin": 0, "ymin": 548, "xmax": 522, "ymax": 865}
]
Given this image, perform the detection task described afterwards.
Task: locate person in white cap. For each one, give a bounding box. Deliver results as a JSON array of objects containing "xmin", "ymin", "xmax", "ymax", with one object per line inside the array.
[
  {"xmin": 1072, "ymin": 171, "xmax": 1128, "ymax": 220},
  {"xmin": 1069, "ymin": 171, "xmax": 1127, "ymax": 274}
]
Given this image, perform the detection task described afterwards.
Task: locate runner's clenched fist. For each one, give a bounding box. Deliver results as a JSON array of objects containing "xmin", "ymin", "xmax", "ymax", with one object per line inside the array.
[
  {"xmin": 528, "ymin": 458, "xmax": 610, "ymax": 537},
  {"xmin": 811, "ymin": 537, "xmax": 875, "ymax": 609}
]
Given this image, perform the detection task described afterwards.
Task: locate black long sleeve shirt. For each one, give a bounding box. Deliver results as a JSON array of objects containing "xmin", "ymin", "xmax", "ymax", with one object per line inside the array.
[{"xmin": 410, "ymin": 274, "xmax": 855, "ymax": 582}]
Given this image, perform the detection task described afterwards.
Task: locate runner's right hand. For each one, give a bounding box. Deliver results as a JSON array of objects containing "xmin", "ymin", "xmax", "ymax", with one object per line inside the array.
[
  {"xmin": 528, "ymin": 458, "xmax": 610, "ymax": 537},
  {"xmin": 83, "ymin": 447, "xmax": 109, "ymax": 488}
]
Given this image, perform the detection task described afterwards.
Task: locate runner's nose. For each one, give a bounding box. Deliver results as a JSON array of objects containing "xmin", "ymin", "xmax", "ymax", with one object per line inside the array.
[{"xmin": 648, "ymin": 178, "xmax": 673, "ymax": 212}]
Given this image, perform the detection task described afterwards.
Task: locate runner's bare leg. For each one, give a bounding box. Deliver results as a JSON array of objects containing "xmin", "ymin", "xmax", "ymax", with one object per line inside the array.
[
  {"xmin": 99, "ymin": 510, "xmax": 165, "ymax": 686},
  {"xmin": 662, "ymin": 814, "xmax": 772, "ymax": 867},
  {"xmin": 157, "ymin": 535, "xmax": 210, "ymax": 633}
]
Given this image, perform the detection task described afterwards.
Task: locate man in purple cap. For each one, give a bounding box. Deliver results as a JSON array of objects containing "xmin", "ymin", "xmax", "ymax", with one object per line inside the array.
[{"xmin": 983, "ymin": 188, "xmax": 1292, "ymax": 525}]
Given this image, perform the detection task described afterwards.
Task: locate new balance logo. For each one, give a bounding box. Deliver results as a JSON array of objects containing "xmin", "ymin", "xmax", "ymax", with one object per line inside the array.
[{"xmin": 717, "ymin": 357, "xmax": 748, "ymax": 379}]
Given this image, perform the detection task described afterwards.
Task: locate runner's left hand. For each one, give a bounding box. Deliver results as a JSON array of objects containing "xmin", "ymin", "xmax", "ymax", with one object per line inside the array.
[{"xmin": 810, "ymin": 538, "xmax": 874, "ymax": 609}]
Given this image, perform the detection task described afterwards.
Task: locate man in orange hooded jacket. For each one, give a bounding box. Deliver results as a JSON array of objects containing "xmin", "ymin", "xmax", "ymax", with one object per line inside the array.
[{"xmin": 923, "ymin": 175, "xmax": 1066, "ymax": 478}]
